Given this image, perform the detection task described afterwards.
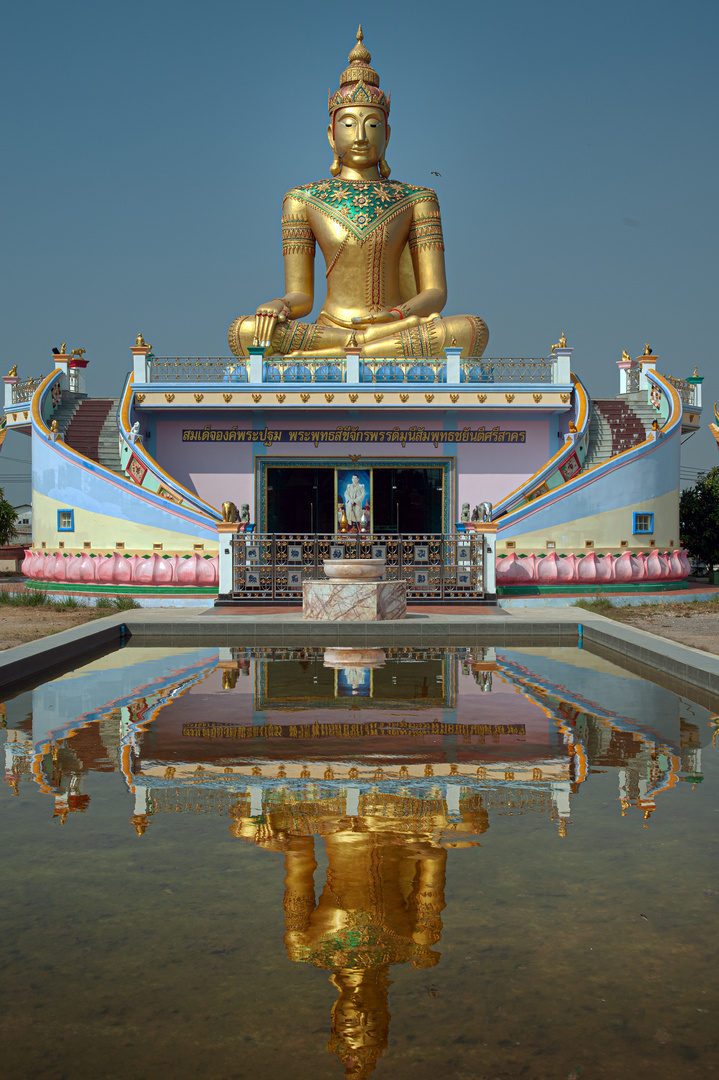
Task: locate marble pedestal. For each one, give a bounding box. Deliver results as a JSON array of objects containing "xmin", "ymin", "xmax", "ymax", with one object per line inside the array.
[{"xmin": 303, "ymin": 579, "xmax": 406, "ymax": 621}]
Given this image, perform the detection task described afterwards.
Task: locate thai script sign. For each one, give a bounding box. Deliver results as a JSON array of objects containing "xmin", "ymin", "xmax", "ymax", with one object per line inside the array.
[
  {"xmin": 182, "ymin": 721, "xmax": 526, "ymax": 739},
  {"xmin": 182, "ymin": 425, "xmax": 526, "ymax": 445}
]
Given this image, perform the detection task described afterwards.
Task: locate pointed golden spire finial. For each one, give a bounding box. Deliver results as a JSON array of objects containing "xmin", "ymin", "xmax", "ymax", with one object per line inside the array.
[{"xmin": 348, "ymin": 24, "xmax": 371, "ymax": 64}]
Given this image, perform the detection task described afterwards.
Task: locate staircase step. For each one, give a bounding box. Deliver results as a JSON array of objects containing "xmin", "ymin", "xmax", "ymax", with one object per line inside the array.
[{"xmin": 64, "ymin": 398, "xmax": 114, "ymax": 462}]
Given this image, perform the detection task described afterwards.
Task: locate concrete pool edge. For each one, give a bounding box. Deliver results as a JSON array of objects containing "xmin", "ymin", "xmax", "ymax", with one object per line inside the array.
[{"xmin": 0, "ymin": 608, "xmax": 717, "ymax": 706}]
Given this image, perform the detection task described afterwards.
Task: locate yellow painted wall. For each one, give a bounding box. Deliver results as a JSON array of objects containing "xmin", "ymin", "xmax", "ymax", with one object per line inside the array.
[
  {"xmin": 497, "ymin": 489, "xmax": 679, "ymax": 554},
  {"xmin": 32, "ymin": 492, "xmax": 219, "ymax": 554}
]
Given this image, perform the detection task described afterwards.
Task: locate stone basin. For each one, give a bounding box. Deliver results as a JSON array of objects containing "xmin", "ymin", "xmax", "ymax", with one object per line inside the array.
[
  {"xmin": 323, "ymin": 648, "xmax": 387, "ymax": 669},
  {"xmin": 322, "ymin": 559, "xmax": 385, "ymax": 583}
]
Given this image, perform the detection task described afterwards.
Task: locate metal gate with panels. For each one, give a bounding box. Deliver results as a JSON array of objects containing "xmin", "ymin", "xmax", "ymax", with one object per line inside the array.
[{"xmin": 230, "ymin": 532, "xmax": 488, "ymax": 604}]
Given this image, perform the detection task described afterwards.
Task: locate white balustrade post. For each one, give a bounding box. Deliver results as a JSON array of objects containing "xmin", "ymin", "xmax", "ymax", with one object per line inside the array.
[
  {"xmin": 130, "ymin": 339, "xmax": 151, "ymax": 383},
  {"xmin": 443, "ymin": 345, "xmax": 462, "ymax": 384},
  {"xmin": 3, "ymin": 376, "xmax": 19, "ymax": 409},
  {"xmin": 445, "ymin": 785, "xmax": 460, "ymax": 816},
  {"xmin": 53, "ymin": 348, "xmax": 71, "ymax": 383},
  {"xmin": 637, "ymin": 351, "xmax": 657, "ymax": 391},
  {"xmin": 344, "ymin": 345, "xmax": 361, "ymax": 384},
  {"xmin": 616, "ymin": 357, "xmax": 633, "ymax": 394},
  {"xmin": 248, "ymin": 347, "xmax": 264, "ymax": 384},
  {"xmin": 217, "ymin": 524, "xmax": 235, "ymax": 599},
  {"xmin": 552, "ymin": 347, "xmax": 572, "ymax": 385},
  {"xmin": 687, "ymin": 373, "xmax": 703, "ymax": 409},
  {"xmin": 69, "ymin": 358, "xmax": 89, "ymax": 394},
  {"xmin": 482, "ymin": 524, "xmax": 498, "ymax": 598}
]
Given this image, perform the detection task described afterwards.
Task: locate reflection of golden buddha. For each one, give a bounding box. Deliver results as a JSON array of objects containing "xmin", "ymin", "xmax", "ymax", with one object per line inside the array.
[
  {"xmin": 230, "ymin": 794, "xmax": 488, "ymax": 1078},
  {"xmin": 284, "ymin": 827, "xmax": 446, "ymax": 1078},
  {"xmin": 229, "ymin": 27, "xmax": 489, "ymax": 360}
]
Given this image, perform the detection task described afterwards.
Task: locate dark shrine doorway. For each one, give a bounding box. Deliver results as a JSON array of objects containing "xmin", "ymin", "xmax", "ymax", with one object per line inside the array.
[
  {"xmin": 266, "ymin": 467, "xmax": 335, "ymax": 534},
  {"xmin": 372, "ymin": 467, "xmax": 443, "ymax": 534},
  {"xmin": 265, "ymin": 464, "xmax": 443, "ymax": 534}
]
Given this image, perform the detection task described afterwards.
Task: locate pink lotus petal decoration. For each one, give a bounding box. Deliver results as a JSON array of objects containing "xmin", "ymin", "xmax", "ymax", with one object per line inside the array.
[
  {"xmin": 496, "ymin": 550, "xmax": 690, "ymax": 585},
  {"xmin": 22, "ymin": 551, "xmax": 219, "ymax": 587}
]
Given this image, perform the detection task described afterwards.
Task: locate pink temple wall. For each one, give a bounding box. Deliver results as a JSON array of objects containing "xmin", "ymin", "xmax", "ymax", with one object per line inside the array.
[
  {"xmin": 456, "ymin": 419, "xmax": 550, "ymax": 511},
  {"xmin": 152, "ymin": 413, "xmax": 551, "ymax": 519}
]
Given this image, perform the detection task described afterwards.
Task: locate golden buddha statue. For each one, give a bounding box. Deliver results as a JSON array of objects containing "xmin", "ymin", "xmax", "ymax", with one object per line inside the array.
[{"xmin": 228, "ymin": 27, "xmax": 489, "ymax": 360}]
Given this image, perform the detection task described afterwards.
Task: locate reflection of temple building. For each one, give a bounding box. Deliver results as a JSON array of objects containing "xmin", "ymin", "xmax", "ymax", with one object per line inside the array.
[
  {"xmin": 2, "ymin": 644, "xmax": 714, "ymax": 1076},
  {"xmin": 6, "ymin": 646, "xmax": 709, "ymax": 834}
]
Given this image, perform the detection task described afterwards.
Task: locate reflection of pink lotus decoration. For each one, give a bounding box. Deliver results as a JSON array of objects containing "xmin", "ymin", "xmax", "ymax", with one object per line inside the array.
[
  {"xmin": 496, "ymin": 550, "xmax": 690, "ymax": 584},
  {"xmin": 22, "ymin": 550, "xmax": 219, "ymax": 587}
]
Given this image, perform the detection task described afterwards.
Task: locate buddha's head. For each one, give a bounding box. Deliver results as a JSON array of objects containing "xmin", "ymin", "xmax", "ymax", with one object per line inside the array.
[
  {"xmin": 328, "ymin": 106, "xmax": 390, "ymax": 178},
  {"xmin": 328, "ymin": 26, "xmax": 391, "ymax": 178},
  {"xmin": 327, "ymin": 967, "xmax": 391, "ymax": 1079}
]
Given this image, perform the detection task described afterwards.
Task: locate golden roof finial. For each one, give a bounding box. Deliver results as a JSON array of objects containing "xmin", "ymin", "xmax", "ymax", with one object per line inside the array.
[
  {"xmin": 60, "ymin": 344, "xmax": 67, "ymax": 354},
  {"xmin": 621, "ymin": 349, "xmax": 631, "ymax": 363},
  {"xmin": 692, "ymin": 366, "xmax": 699, "ymax": 377},
  {"xmin": 135, "ymin": 332, "xmax": 146, "ymax": 347},
  {"xmin": 7, "ymin": 364, "xmax": 17, "ymax": 377},
  {"xmin": 349, "ymin": 24, "xmax": 371, "ymax": 64},
  {"xmin": 50, "ymin": 420, "xmax": 58, "ymax": 433},
  {"xmin": 643, "ymin": 343, "xmax": 653, "ymax": 356},
  {"xmin": 551, "ymin": 332, "xmax": 567, "ymax": 354}
]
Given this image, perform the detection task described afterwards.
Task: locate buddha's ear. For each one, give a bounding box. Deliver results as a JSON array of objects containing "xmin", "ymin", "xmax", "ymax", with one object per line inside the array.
[
  {"xmin": 327, "ymin": 124, "xmax": 335, "ymax": 153},
  {"xmin": 385, "ymin": 124, "xmax": 391, "ymax": 149}
]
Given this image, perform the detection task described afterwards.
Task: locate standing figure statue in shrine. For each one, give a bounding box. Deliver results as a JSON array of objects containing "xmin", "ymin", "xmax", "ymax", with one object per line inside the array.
[{"xmin": 229, "ymin": 27, "xmax": 489, "ymax": 360}]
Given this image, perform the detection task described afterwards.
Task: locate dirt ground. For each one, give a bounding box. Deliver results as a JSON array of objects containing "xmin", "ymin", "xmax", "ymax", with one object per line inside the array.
[
  {"xmin": 0, "ymin": 606, "xmax": 103, "ymax": 650},
  {"xmin": 603, "ymin": 601, "xmax": 719, "ymax": 656},
  {"xmin": 0, "ymin": 578, "xmax": 115, "ymax": 650}
]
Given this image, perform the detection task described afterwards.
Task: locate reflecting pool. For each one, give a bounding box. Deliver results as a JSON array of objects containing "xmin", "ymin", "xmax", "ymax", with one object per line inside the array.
[{"xmin": 1, "ymin": 645, "xmax": 718, "ymax": 1079}]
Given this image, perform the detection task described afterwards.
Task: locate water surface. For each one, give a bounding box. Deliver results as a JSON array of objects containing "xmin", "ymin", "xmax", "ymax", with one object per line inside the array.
[{"xmin": 1, "ymin": 645, "xmax": 717, "ymax": 1079}]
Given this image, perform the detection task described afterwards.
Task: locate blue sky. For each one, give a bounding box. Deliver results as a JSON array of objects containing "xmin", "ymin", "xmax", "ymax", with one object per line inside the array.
[{"xmin": 2, "ymin": 0, "xmax": 717, "ymax": 498}]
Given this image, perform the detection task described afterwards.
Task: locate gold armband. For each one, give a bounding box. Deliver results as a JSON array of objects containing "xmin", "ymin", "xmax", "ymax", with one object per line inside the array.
[
  {"xmin": 281, "ymin": 215, "xmax": 317, "ymax": 256},
  {"xmin": 408, "ymin": 213, "xmax": 444, "ymax": 252}
]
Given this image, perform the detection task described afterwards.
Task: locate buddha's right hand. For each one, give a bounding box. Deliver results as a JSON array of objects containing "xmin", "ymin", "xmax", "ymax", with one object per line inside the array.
[{"xmin": 253, "ymin": 299, "xmax": 290, "ymax": 349}]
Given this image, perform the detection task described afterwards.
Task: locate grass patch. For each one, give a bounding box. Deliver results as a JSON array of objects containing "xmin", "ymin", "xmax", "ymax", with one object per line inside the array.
[
  {"xmin": 574, "ymin": 598, "xmax": 618, "ymax": 615},
  {"xmin": 0, "ymin": 590, "xmax": 55, "ymax": 607},
  {"xmin": 94, "ymin": 596, "xmax": 140, "ymax": 611},
  {"xmin": 0, "ymin": 591, "xmax": 139, "ymax": 612},
  {"xmin": 574, "ymin": 595, "xmax": 719, "ymax": 621}
]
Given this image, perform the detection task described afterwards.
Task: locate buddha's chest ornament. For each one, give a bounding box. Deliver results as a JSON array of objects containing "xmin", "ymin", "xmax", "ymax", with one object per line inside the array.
[{"xmin": 288, "ymin": 179, "xmax": 434, "ymax": 243}]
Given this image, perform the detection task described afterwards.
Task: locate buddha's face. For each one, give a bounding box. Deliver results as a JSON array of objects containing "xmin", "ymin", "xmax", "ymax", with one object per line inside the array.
[{"xmin": 328, "ymin": 106, "xmax": 390, "ymax": 171}]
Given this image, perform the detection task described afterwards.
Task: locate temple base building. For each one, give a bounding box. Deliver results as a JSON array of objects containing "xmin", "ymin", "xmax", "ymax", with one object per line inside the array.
[{"xmin": 3, "ymin": 339, "xmax": 701, "ymax": 602}]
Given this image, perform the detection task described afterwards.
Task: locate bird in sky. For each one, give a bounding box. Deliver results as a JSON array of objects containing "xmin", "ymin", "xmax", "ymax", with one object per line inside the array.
[{"xmin": 431, "ymin": 171, "xmax": 442, "ymax": 177}]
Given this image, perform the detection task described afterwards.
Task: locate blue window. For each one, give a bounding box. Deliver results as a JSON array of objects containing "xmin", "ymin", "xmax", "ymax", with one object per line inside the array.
[
  {"xmin": 57, "ymin": 509, "xmax": 74, "ymax": 532},
  {"xmin": 633, "ymin": 512, "xmax": 654, "ymax": 534}
]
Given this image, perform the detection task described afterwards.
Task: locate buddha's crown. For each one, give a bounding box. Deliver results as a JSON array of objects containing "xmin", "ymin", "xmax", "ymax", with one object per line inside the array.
[{"xmin": 328, "ymin": 25, "xmax": 390, "ymax": 118}]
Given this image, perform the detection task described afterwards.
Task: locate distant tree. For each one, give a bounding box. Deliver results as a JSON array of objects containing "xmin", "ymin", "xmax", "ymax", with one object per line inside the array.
[
  {"xmin": 0, "ymin": 488, "xmax": 18, "ymax": 546},
  {"xmin": 680, "ymin": 466, "xmax": 719, "ymax": 569}
]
